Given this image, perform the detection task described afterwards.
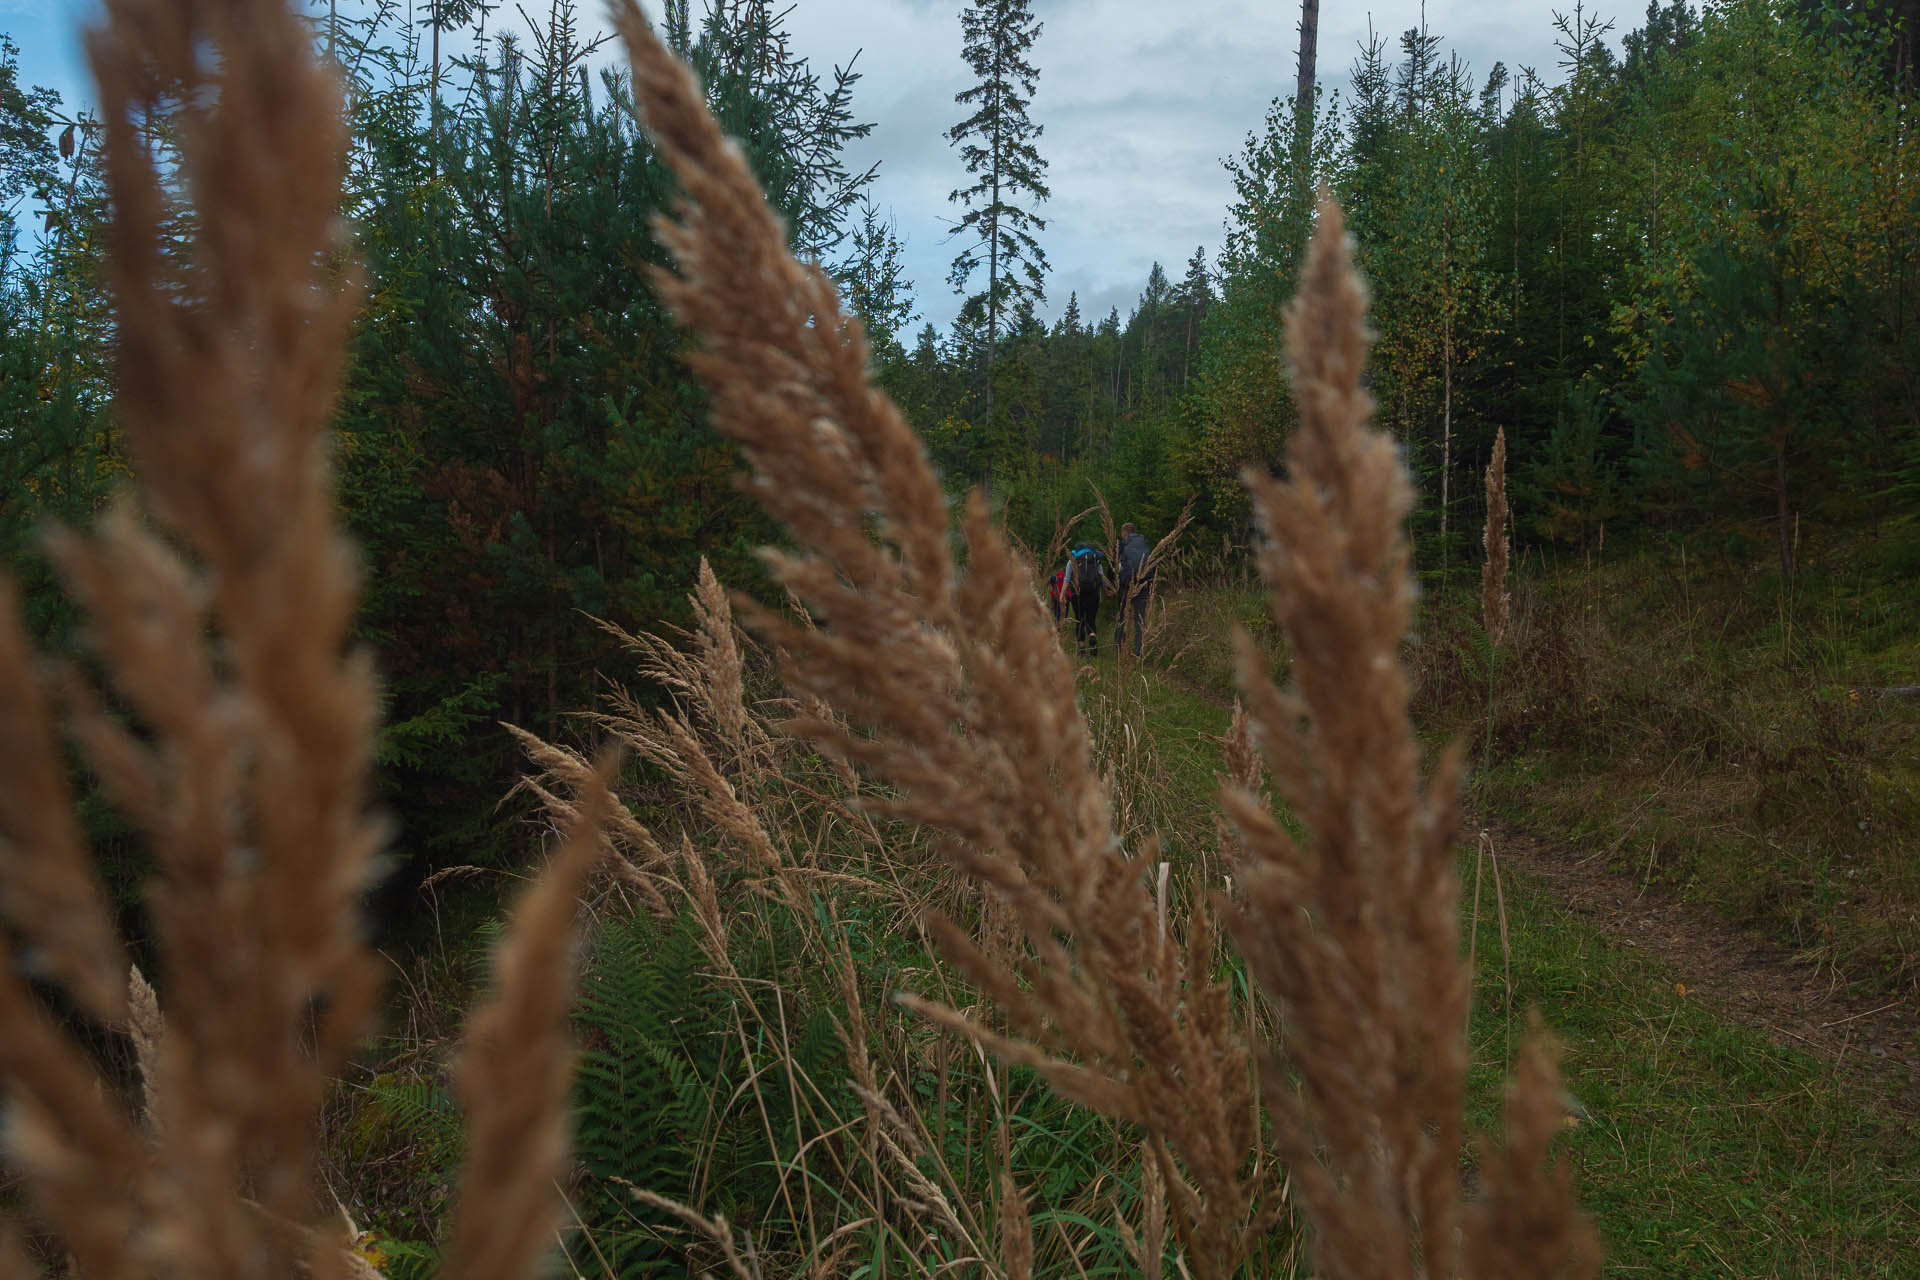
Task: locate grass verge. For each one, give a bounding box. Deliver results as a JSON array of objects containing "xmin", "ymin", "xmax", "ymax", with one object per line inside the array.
[{"xmin": 1131, "ymin": 666, "xmax": 1920, "ymax": 1277}]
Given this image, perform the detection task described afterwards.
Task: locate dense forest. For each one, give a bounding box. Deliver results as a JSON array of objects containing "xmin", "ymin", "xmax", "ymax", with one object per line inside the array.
[
  {"xmin": 3, "ymin": 0, "xmax": 1915, "ymax": 875},
  {"xmin": 1, "ymin": 0, "xmax": 1917, "ymax": 1273}
]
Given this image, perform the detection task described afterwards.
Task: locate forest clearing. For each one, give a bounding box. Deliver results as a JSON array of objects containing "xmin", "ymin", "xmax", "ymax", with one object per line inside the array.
[{"xmin": 0, "ymin": 0, "xmax": 1915, "ymax": 1276}]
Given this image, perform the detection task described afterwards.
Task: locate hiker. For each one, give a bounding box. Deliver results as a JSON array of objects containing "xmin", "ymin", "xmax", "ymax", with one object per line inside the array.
[
  {"xmin": 1067, "ymin": 544, "xmax": 1112, "ymax": 655},
  {"xmin": 1115, "ymin": 521, "xmax": 1155, "ymax": 656},
  {"xmin": 1048, "ymin": 562, "xmax": 1068, "ymax": 623}
]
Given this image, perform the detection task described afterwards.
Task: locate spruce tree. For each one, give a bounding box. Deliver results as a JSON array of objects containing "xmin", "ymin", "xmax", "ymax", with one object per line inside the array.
[
  {"xmin": 1179, "ymin": 246, "xmax": 1211, "ymax": 390},
  {"xmin": 840, "ymin": 199, "xmax": 917, "ymax": 369},
  {"xmin": 945, "ymin": 0, "xmax": 1050, "ymax": 485},
  {"xmin": 333, "ymin": 0, "xmax": 877, "ymax": 870}
]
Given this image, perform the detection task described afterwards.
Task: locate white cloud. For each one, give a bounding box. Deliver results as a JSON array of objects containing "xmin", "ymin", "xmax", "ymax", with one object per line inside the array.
[
  {"xmin": 776, "ymin": 0, "xmax": 1631, "ymax": 334},
  {"xmin": 8, "ymin": 0, "xmax": 1633, "ymax": 334}
]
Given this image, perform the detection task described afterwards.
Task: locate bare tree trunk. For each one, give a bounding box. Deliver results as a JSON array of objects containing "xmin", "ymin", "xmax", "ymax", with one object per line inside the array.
[
  {"xmin": 1295, "ymin": 0, "xmax": 1321, "ymax": 114},
  {"xmin": 982, "ymin": 65, "xmax": 1002, "ymax": 496},
  {"xmin": 430, "ymin": 16, "xmax": 441, "ymax": 178}
]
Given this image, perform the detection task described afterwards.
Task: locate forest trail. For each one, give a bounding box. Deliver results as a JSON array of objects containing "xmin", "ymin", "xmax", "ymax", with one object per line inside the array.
[
  {"xmin": 1147, "ymin": 659, "xmax": 1920, "ymax": 1119},
  {"xmin": 1482, "ymin": 820, "xmax": 1920, "ymax": 1117}
]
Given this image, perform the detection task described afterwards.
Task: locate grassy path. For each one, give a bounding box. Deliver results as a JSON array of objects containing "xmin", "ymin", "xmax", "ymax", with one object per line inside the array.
[{"xmin": 1119, "ymin": 660, "xmax": 1920, "ymax": 1277}]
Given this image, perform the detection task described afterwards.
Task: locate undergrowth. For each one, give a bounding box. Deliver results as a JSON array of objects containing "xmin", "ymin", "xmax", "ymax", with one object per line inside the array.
[
  {"xmin": 1111, "ymin": 671, "xmax": 1920, "ymax": 1276},
  {"xmin": 1149, "ymin": 521, "xmax": 1920, "ymax": 994},
  {"xmin": 1406, "ymin": 526, "xmax": 1920, "ymax": 994}
]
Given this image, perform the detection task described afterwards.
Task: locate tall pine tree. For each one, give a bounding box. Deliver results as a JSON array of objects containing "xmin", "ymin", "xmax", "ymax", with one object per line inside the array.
[{"xmin": 945, "ymin": 0, "xmax": 1049, "ymax": 487}]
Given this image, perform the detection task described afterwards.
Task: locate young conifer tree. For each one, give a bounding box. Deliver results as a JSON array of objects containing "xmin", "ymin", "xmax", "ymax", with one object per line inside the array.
[
  {"xmin": 841, "ymin": 198, "xmax": 918, "ymax": 370},
  {"xmin": 945, "ymin": 0, "xmax": 1050, "ymax": 486}
]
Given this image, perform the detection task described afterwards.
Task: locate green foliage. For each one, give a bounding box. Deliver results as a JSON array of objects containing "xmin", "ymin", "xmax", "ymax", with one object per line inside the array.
[
  {"xmin": 568, "ymin": 908, "xmax": 852, "ymax": 1276},
  {"xmin": 1626, "ymin": 211, "xmax": 1870, "ymax": 576},
  {"xmin": 946, "ymin": 0, "xmax": 1051, "ymax": 329},
  {"xmin": 0, "ymin": 42, "xmax": 117, "ymax": 637},
  {"xmin": 377, "ymin": 674, "xmax": 510, "ymax": 772},
  {"xmin": 839, "ymin": 200, "xmax": 918, "ymax": 367},
  {"xmin": 1518, "ymin": 380, "xmax": 1624, "ymax": 547},
  {"xmin": 371, "ymin": 1238, "xmax": 442, "ymax": 1280},
  {"xmin": 1461, "ymin": 850, "xmax": 1920, "ymax": 1275},
  {"xmin": 333, "ymin": 1071, "xmax": 465, "ymax": 1257},
  {"xmin": 320, "ymin": 0, "xmax": 874, "ymax": 872},
  {"xmin": 1178, "ymin": 85, "xmax": 1339, "ymax": 526},
  {"xmin": 570, "ymin": 912, "xmax": 710, "ymax": 1274},
  {"xmin": 363, "ymin": 1075, "xmax": 465, "ymax": 1174},
  {"xmin": 1412, "ymin": 527, "xmax": 1920, "ymax": 988}
]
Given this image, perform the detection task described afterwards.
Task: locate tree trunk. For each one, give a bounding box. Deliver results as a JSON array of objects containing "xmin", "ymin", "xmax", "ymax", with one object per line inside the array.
[
  {"xmin": 431, "ymin": 17, "xmax": 441, "ymax": 177},
  {"xmin": 983, "ymin": 65, "xmax": 1002, "ymax": 495},
  {"xmin": 1295, "ymin": 0, "xmax": 1321, "ymax": 114}
]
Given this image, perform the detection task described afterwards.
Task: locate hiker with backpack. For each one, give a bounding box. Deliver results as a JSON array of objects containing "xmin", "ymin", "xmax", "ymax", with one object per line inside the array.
[
  {"xmin": 1067, "ymin": 545, "xmax": 1113, "ymax": 655},
  {"xmin": 1115, "ymin": 522, "xmax": 1156, "ymax": 657}
]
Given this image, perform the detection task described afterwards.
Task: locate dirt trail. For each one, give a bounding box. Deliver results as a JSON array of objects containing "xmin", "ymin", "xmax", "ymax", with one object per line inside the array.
[
  {"xmin": 1149, "ymin": 662, "xmax": 1920, "ymax": 1115},
  {"xmin": 1480, "ymin": 818, "xmax": 1920, "ymax": 1115}
]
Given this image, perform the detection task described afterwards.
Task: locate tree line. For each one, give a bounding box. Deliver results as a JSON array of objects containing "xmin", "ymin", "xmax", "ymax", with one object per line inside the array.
[
  {"xmin": 941, "ymin": 0, "xmax": 1917, "ymax": 597},
  {"xmin": 0, "ymin": 0, "xmax": 1915, "ymax": 888}
]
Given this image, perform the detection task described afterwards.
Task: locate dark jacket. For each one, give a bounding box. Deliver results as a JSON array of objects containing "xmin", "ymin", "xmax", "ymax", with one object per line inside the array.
[{"xmin": 1118, "ymin": 531, "xmax": 1153, "ymax": 589}]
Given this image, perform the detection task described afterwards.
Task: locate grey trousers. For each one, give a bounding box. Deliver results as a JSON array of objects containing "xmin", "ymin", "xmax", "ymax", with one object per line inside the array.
[{"xmin": 1116, "ymin": 582, "xmax": 1150, "ymax": 655}]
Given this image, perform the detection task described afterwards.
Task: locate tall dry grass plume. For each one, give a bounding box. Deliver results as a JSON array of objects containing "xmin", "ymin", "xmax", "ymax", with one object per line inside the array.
[
  {"xmin": 1479, "ymin": 425, "xmax": 1511, "ymax": 787},
  {"xmin": 615, "ymin": 6, "xmax": 1595, "ymax": 1275},
  {"xmin": 517, "ymin": 561, "xmax": 1050, "ymax": 1273},
  {"xmin": 1483, "ymin": 427, "xmax": 1512, "ymax": 647},
  {"xmin": 1221, "ymin": 203, "xmax": 1593, "ymax": 1279},
  {"xmin": 614, "ymin": 5, "xmax": 1277, "ymax": 1271},
  {"xmin": 0, "ymin": 2, "xmax": 610, "ymax": 1277}
]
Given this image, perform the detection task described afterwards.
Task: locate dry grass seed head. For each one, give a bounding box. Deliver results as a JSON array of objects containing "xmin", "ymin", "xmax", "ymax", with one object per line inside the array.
[
  {"xmin": 0, "ymin": 4, "xmax": 616, "ymax": 1279},
  {"xmin": 1223, "ymin": 193, "xmax": 1590, "ymax": 1280},
  {"xmin": 615, "ymin": 12, "xmax": 1280, "ymax": 1272},
  {"xmin": 619, "ymin": 19, "xmax": 1590, "ymax": 1279},
  {"xmin": 1483, "ymin": 426, "xmax": 1511, "ymax": 645},
  {"xmin": 0, "ymin": 582, "xmax": 126, "ymax": 1022},
  {"xmin": 444, "ymin": 754, "xmax": 616, "ymax": 1280}
]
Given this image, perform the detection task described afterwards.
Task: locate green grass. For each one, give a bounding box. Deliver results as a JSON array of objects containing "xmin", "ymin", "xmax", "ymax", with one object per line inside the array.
[
  {"xmin": 1405, "ymin": 523, "xmax": 1920, "ymax": 993},
  {"xmin": 1464, "ymin": 851, "xmax": 1919, "ymax": 1275},
  {"xmin": 1129, "ymin": 664, "xmax": 1920, "ymax": 1277}
]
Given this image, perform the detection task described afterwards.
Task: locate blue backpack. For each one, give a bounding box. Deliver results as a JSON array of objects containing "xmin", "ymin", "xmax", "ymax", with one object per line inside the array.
[{"xmin": 1069, "ymin": 546, "xmax": 1106, "ymax": 594}]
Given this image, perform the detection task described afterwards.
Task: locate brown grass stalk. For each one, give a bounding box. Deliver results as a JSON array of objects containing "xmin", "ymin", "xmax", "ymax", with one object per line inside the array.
[
  {"xmin": 517, "ymin": 552, "xmax": 1032, "ymax": 1272},
  {"xmin": 1483, "ymin": 426, "xmax": 1512, "ymax": 647},
  {"xmin": 613, "ymin": 7, "xmax": 1278, "ymax": 1272},
  {"xmin": 443, "ymin": 756, "xmax": 615, "ymax": 1280},
  {"xmin": 613, "ymin": 11, "xmax": 1600, "ymax": 1276},
  {"xmin": 1039, "ymin": 504, "xmax": 1101, "ymax": 585},
  {"xmin": 0, "ymin": 3, "xmax": 616, "ymax": 1277},
  {"xmin": 0, "ymin": 585, "xmax": 125, "ymax": 1022},
  {"xmin": 1220, "ymin": 193, "xmax": 1596, "ymax": 1279}
]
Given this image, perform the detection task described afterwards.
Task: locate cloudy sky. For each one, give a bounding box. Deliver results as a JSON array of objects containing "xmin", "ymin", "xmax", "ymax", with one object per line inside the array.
[{"xmin": 10, "ymin": 0, "xmax": 1631, "ymax": 332}]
